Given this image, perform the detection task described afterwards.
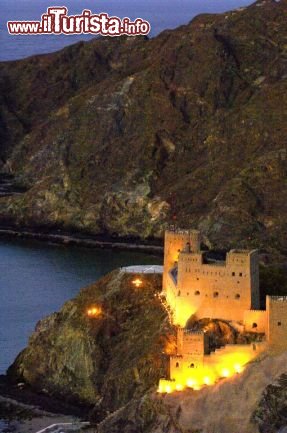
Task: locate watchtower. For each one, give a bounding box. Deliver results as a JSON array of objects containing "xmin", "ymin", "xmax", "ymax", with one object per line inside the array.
[
  {"xmin": 163, "ymin": 228, "xmax": 200, "ymax": 293},
  {"xmin": 170, "ymin": 328, "xmax": 209, "ymax": 381},
  {"xmin": 267, "ymin": 296, "xmax": 287, "ymax": 354}
]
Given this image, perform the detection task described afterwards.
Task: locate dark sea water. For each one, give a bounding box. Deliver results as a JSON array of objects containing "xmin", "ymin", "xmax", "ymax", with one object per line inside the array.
[
  {"xmin": 0, "ymin": 239, "xmax": 161, "ymax": 374},
  {"xmin": 0, "ymin": 0, "xmax": 254, "ymax": 61}
]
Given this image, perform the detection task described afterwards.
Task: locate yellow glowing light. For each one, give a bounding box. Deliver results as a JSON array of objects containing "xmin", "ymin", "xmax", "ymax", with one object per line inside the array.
[
  {"xmin": 87, "ymin": 306, "xmax": 102, "ymax": 318},
  {"xmin": 234, "ymin": 364, "xmax": 242, "ymax": 374},
  {"xmin": 132, "ymin": 278, "xmax": 143, "ymax": 288},
  {"xmin": 175, "ymin": 383, "xmax": 184, "ymax": 391},
  {"xmin": 221, "ymin": 368, "xmax": 230, "ymax": 378},
  {"xmin": 186, "ymin": 378, "xmax": 196, "ymax": 388},
  {"xmin": 165, "ymin": 385, "xmax": 172, "ymax": 394},
  {"xmin": 203, "ymin": 376, "xmax": 211, "ymax": 385},
  {"xmin": 173, "ymin": 298, "xmax": 196, "ymax": 327}
]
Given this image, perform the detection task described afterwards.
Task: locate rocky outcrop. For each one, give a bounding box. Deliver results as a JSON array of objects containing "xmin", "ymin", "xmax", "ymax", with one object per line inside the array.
[
  {"xmin": 8, "ymin": 270, "xmax": 174, "ymax": 415},
  {"xmin": 6, "ymin": 266, "xmax": 287, "ymax": 432},
  {"xmin": 96, "ymin": 353, "xmax": 287, "ymax": 433},
  {"xmin": 253, "ymin": 373, "xmax": 287, "ymax": 433},
  {"xmin": 0, "ymin": 0, "xmax": 287, "ymax": 251}
]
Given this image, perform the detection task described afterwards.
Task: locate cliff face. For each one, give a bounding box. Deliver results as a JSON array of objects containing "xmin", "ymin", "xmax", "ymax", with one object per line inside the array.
[
  {"xmin": 95, "ymin": 354, "xmax": 287, "ymax": 433},
  {"xmin": 8, "ymin": 270, "xmax": 174, "ymax": 414},
  {"xmin": 7, "ymin": 268, "xmax": 287, "ymax": 432},
  {"xmin": 1, "ymin": 0, "xmax": 287, "ymax": 251}
]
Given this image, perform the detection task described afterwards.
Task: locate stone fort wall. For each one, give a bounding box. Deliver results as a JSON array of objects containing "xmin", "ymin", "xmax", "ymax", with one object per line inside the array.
[
  {"xmin": 163, "ymin": 229, "xmax": 200, "ymax": 284},
  {"xmin": 267, "ymin": 296, "xmax": 287, "ymax": 354},
  {"xmin": 243, "ymin": 310, "xmax": 267, "ymax": 333},
  {"xmin": 170, "ymin": 330, "xmax": 208, "ymax": 381},
  {"xmin": 176, "ymin": 249, "xmax": 259, "ymax": 322}
]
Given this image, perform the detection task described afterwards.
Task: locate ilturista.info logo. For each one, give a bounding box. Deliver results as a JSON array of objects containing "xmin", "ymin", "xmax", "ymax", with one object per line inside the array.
[{"xmin": 7, "ymin": 6, "xmax": 151, "ymax": 36}]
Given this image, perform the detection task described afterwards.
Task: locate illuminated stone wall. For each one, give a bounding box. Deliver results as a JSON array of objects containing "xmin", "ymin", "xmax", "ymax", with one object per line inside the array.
[
  {"xmin": 243, "ymin": 310, "xmax": 267, "ymax": 333},
  {"xmin": 170, "ymin": 330, "xmax": 207, "ymax": 382},
  {"xmin": 167, "ymin": 327, "xmax": 267, "ymax": 392},
  {"xmin": 176, "ymin": 249, "xmax": 259, "ymax": 324},
  {"xmin": 267, "ymin": 296, "xmax": 287, "ymax": 354},
  {"xmin": 163, "ymin": 229, "xmax": 201, "ymax": 325},
  {"xmin": 163, "ymin": 229, "xmax": 260, "ymax": 326},
  {"xmin": 160, "ymin": 229, "xmax": 287, "ymax": 395},
  {"xmin": 163, "ymin": 229, "xmax": 201, "ymax": 289}
]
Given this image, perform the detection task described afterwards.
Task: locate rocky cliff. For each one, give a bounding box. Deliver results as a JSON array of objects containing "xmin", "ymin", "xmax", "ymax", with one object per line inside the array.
[
  {"xmin": 1, "ymin": 0, "xmax": 287, "ymax": 251},
  {"xmin": 95, "ymin": 353, "xmax": 287, "ymax": 433},
  {"xmin": 8, "ymin": 270, "xmax": 173, "ymax": 416},
  {"xmin": 7, "ymin": 268, "xmax": 287, "ymax": 432}
]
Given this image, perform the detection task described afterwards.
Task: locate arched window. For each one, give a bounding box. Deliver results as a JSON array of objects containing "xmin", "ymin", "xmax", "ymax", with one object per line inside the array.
[
  {"xmin": 213, "ymin": 291, "xmax": 219, "ymax": 298},
  {"xmin": 176, "ymin": 362, "xmax": 179, "ymax": 368},
  {"xmin": 195, "ymin": 290, "xmax": 200, "ymax": 296},
  {"xmin": 190, "ymin": 363, "xmax": 195, "ymax": 368},
  {"xmin": 252, "ymin": 323, "xmax": 258, "ymax": 329},
  {"xmin": 235, "ymin": 294, "xmax": 240, "ymax": 299}
]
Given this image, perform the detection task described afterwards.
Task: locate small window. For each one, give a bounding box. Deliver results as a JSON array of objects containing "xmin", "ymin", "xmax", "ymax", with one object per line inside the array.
[
  {"xmin": 195, "ymin": 290, "xmax": 200, "ymax": 296},
  {"xmin": 187, "ymin": 292, "xmax": 189, "ymax": 296},
  {"xmin": 213, "ymin": 291, "xmax": 219, "ymax": 298},
  {"xmin": 239, "ymin": 273, "xmax": 243, "ymax": 277},
  {"xmin": 232, "ymin": 272, "xmax": 235, "ymax": 277},
  {"xmin": 235, "ymin": 294, "xmax": 240, "ymax": 299},
  {"xmin": 278, "ymin": 322, "xmax": 282, "ymax": 326},
  {"xmin": 252, "ymin": 323, "xmax": 258, "ymax": 329},
  {"xmin": 177, "ymin": 290, "xmax": 181, "ymax": 297},
  {"xmin": 190, "ymin": 363, "xmax": 195, "ymax": 368},
  {"xmin": 176, "ymin": 362, "xmax": 179, "ymax": 368}
]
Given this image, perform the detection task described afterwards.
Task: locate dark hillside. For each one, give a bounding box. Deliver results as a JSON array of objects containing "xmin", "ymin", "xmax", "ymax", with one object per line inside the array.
[{"xmin": 0, "ymin": 0, "xmax": 286, "ymax": 251}]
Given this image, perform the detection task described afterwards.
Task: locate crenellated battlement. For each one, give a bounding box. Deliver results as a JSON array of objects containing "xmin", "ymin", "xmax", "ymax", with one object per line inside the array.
[
  {"xmin": 269, "ymin": 296, "xmax": 287, "ymax": 302},
  {"xmin": 163, "ymin": 228, "xmax": 260, "ymax": 326},
  {"xmin": 166, "ymin": 227, "xmax": 190, "ymax": 235},
  {"xmin": 161, "ymin": 228, "xmax": 287, "ymax": 392}
]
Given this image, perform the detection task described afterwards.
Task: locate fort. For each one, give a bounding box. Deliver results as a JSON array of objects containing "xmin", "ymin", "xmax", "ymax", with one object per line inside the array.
[{"xmin": 159, "ymin": 228, "xmax": 287, "ymax": 393}]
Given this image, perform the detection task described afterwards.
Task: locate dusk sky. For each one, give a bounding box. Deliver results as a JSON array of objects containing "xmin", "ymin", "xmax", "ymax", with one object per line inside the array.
[{"xmin": 0, "ymin": 0, "xmax": 254, "ymax": 60}]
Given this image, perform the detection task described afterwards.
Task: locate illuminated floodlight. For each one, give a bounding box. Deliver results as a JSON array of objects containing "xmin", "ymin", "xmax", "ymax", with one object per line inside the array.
[
  {"xmin": 186, "ymin": 378, "xmax": 196, "ymax": 388},
  {"xmin": 203, "ymin": 376, "xmax": 211, "ymax": 385},
  {"xmin": 234, "ymin": 364, "xmax": 242, "ymax": 374},
  {"xmin": 221, "ymin": 368, "xmax": 230, "ymax": 378},
  {"xmin": 87, "ymin": 306, "xmax": 102, "ymax": 318},
  {"xmin": 132, "ymin": 278, "xmax": 143, "ymax": 288},
  {"xmin": 165, "ymin": 385, "xmax": 172, "ymax": 394}
]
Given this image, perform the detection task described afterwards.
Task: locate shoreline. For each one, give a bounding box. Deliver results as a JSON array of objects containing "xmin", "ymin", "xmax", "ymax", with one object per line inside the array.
[
  {"xmin": 0, "ymin": 376, "xmax": 90, "ymax": 419},
  {"xmin": 0, "ymin": 394, "xmax": 82, "ymax": 433},
  {"xmin": 0, "ymin": 226, "xmax": 164, "ymax": 255}
]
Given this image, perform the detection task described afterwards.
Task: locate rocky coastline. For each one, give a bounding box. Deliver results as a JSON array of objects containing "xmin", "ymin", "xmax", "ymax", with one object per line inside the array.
[{"xmin": 0, "ymin": 224, "xmax": 163, "ymax": 255}]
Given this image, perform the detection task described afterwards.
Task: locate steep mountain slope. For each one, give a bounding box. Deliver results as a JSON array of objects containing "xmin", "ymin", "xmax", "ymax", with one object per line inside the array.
[
  {"xmin": 7, "ymin": 270, "xmax": 173, "ymax": 414},
  {"xmin": 1, "ymin": 0, "xmax": 287, "ymax": 251}
]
